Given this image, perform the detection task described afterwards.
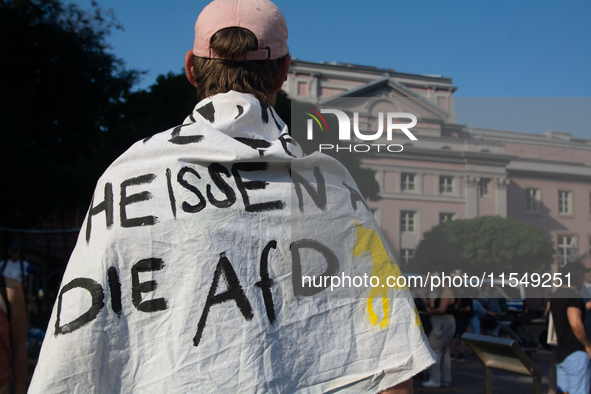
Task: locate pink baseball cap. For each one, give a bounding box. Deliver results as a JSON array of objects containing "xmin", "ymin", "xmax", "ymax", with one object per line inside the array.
[{"xmin": 193, "ymin": 0, "xmax": 289, "ymax": 61}]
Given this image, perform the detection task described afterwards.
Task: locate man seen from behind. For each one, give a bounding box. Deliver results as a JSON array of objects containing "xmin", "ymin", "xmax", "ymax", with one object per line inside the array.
[{"xmin": 29, "ymin": 0, "xmax": 434, "ymax": 392}]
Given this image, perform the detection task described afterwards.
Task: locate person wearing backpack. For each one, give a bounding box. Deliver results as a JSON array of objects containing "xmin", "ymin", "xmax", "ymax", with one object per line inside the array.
[{"xmin": 0, "ymin": 275, "xmax": 27, "ymax": 394}]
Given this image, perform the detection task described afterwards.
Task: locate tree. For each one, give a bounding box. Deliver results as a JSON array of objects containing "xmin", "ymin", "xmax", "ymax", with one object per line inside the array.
[
  {"xmin": 0, "ymin": 0, "xmax": 378, "ymax": 232},
  {"xmin": 413, "ymin": 216, "xmax": 554, "ymax": 275},
  {"xmin": 0, "ymin": 0, "xmax": 138, "ymax": 228},
  {"xmin": 104, "ymin": 71, "xmax": 197, "ymax": 159}
]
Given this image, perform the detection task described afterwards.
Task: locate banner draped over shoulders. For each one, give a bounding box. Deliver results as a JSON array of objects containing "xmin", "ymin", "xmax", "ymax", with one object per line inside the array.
[{"xmin": 30, "ymin": 91, "xmax": 434, "ymax": 393}]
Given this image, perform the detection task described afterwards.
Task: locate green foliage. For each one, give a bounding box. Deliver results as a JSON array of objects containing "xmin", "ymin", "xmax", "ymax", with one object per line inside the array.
[
  {"xmin": 0, "ymin": 0, "xmax": 378, "ymax": 228},
  {"xmin": 414, "ymin": 216, "xmax": 554, "ymax": 274},
  {"xmin": 104, "ymin": 72, "xmax": 197, "ymax": 159},
  {"xmin": 0, "ymin": 0, "xmax": 138, "ymax": 227}
]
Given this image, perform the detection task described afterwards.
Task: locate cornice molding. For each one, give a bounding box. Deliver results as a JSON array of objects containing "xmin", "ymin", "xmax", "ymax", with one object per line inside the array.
[{"xmin": 290, "ymin": 59, "xmax": 455, "ymax": 86}]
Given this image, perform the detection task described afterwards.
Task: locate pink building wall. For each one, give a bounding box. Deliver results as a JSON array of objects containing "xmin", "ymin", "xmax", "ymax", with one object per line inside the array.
[
  {"xmin": 505, "ymin": 143, "xmax": 591, "ymax": 166},
  {"xmin": 374, "ymin": 198, "xmax": 465, "ymax": 252},
  {"xmin": 508, "ymin": 177, "xmax": 591, "ymax": 255},
  {"xmin": 285, "ymin": 59, "xmax": 591, "ymax": 269}
]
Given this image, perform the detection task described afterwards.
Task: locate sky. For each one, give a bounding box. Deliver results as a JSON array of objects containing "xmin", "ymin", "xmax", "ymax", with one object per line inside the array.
[{"xmin": 74, "ymin": 0, "xmax": 591, "ymax": 139}]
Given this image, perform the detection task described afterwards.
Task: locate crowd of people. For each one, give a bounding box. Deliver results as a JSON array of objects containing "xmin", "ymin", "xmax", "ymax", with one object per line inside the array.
[
  {"xmin": 414, "ymin": 256, "xmax": 591, "ymax": 393},
  {"xmin": 413, "ymin": 278, "xmax": 509, "ymax": 388},
  {"xmin": 5, "ymin": 240, "xmax": 591, "ymax": 393}
]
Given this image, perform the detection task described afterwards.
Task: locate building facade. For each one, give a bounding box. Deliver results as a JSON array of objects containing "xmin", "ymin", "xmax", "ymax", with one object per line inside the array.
[{"xmin": 283, "ymin": 59, "xmax": 591, "ymax": 269}]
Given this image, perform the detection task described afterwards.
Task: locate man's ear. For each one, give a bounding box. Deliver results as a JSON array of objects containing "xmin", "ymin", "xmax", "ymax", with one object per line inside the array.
[
  {"xmin": 185, "ymin": 50, "xmax": 196, "ymax": 86},
  {"xmin": 273, "ymin": 54, "xmax": 291, "ymax": 93}
]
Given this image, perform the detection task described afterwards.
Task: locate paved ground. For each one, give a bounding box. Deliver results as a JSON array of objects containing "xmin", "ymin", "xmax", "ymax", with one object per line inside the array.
[{"xmin": 413, "ymin": 332, "xmax": 553, "ymax": 394}]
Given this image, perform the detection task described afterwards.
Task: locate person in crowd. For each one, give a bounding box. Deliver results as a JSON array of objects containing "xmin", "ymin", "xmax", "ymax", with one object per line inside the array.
[
  {"xmin": 423, "ymin": 284, "xmax": 456, "ymax": 388},
  {"xmin": 0, "ymin": 275, "xmax": 27, "ymax": 394},
  {"xmin": 550, "ymin": 262, "xmax": 591, "ymax": 394},
  {"xmin": 0, "ymin": 245, "xmax": 29, "ymax": 285},
  {"xmin": 470, "ymin": 289, "xmax": 486, "ymax": 335},
  {"xmin": 479, "ymin": 284, "xmax": 508, "ymax": 334},
  {"xmin": 450, "ymin": 287, "xmax": 473, "ymax": 362},
  {"xmin": 577, "ymin": 254, "xmax": 591, "ymax": 339},
  {"xmin": 543, "ymin": 300, "xmax": 558, "ymax": 394},
  {"xmin": 412, "ymin": 281, "xmax": 432, "ymax": 336}
]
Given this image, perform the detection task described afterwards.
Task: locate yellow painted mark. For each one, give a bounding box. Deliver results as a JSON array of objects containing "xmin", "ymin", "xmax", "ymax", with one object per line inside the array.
[
  {"xmin": 414, "ymin": 305, "xmax": 423, "ymax": 331},
  {"xmin": 352, "ymin": 221, "xmax": 406, "ymax": 328}
]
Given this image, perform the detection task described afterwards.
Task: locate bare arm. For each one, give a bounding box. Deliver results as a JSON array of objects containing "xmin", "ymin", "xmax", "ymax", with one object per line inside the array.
[
  {"xmin": 7, "ymin": 278, "xmax": 28, "ymax": 394},
  {"xmin": 567, "ymin": 306, "xmax": 591, "ymax": 357},
  {"xmin": 544, "ymin": 301, "xmax": 550, "ymax": 317},
  {"xmin": 379, "ymin": 378, "xmax": 413, "ymax": 394}
]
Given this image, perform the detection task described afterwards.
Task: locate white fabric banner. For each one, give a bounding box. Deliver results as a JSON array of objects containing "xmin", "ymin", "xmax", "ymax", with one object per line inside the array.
[{"xmin": 30, "ymin": 91, "xmax": 434, "ymax": 393}]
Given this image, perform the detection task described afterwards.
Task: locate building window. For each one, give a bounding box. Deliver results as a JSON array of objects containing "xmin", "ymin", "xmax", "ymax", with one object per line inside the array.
[
  {"xmin": 401, "ymin": 173, "xmax": 415, "ymax": 192},
  {"xmin": 558, "ymin": 190, "xmax": 572, "ymax": 215},
  {"xmin": 400, "ymin": 249, "xmax": 415, "ymax": 266},
  {"xmin": 439, "ymin": 212, "xmax": 456, "ymax": 224},
  {"xmin": 557, "ymin": 235, "xmax": 577, "ymax": 266},
  {"xmin": 297, "ymin": 81, "xmax": 308, "ymax": 97},
  {"xmin": 479, "ymin": 178, "xmax": 490, "ymax": 197},
  {"xmin": 400, "ymin": 211, "xmax": 416, "ymax": 232},
  {"xmin": 439, "ymin": 176, "xmax": 453, "ymax": 194},
  {"xmin": 525, "ymin": 188, "xmax": 540, "ymax": 213}
]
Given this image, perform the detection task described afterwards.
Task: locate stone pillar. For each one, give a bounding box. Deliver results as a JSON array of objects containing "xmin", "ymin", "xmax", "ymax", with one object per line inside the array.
[
  {"xmin": 309, "ymin": 73, "xmax": 319, "ymax": 100},
  {"xmin": 375, "ymin": 169, "xmax": 385, "ymax": 194},
  {"xmin": 465, "ymin": 176, "xmax": 479, "ymax": 219},
  {"xmin": 285, "ymin": 73, "xmax": 296, "ymax": 97},
  {"xmin": 495, "ymin": 177, "xmax": 509, "ymax": 218}
]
